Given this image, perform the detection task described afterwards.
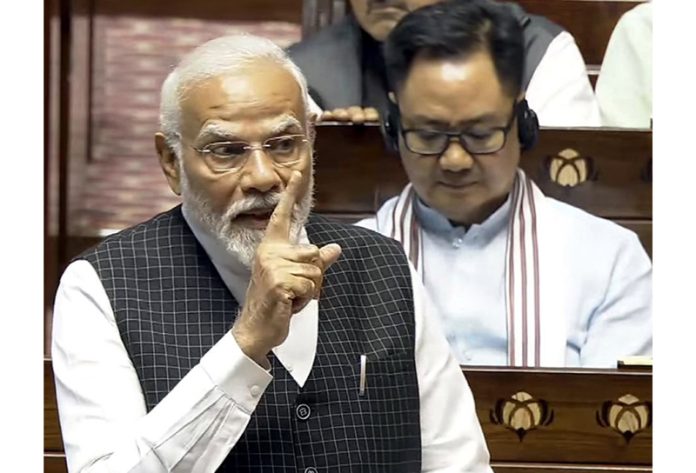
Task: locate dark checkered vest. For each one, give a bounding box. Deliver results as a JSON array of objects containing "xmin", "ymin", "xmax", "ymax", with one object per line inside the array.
[{"xmin": 80, "ymin": 206, "xmax": 422, "ymax": 472}]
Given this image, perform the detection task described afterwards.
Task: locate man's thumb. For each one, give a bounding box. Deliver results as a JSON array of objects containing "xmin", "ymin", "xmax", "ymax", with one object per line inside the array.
[{"xmin": 319, "ymin": 243, "xmax": 342, "ymax": 270}]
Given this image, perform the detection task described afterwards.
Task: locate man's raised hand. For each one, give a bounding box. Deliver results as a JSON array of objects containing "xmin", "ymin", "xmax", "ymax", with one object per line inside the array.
[{"xmin": 231, "ymin": 171, "xmax": 342, "ymax": 367}]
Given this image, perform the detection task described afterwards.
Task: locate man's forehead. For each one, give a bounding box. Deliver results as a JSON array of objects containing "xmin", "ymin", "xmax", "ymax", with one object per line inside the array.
[
  {"xmin": 179, "ymin": 61, "xmax": 305, "ymax": 131},
  {"xmin": 399, "ymin": 53, "xmax": 512, "ymax": 121}
]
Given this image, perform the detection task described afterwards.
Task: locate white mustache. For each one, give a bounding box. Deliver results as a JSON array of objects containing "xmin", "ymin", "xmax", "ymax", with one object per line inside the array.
[{"xmin": 224, "ymin": 193, "xmax": 282, "ymax": 221}]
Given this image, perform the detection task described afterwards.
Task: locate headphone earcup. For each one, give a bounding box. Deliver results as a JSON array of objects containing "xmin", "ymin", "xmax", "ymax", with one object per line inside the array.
[
  {"xmin": 517, "ymin": 99, "xmax": 539, "ymax": 152},
  {"xmin": 380, "ymin": 101, "xmax": 401, "ymax": 154}
]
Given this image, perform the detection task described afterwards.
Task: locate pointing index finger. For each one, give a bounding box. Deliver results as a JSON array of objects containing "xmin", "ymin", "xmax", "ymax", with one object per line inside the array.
[{"xmin": 266, "ymin": 171, "xmax": 302, "ymax": 241}]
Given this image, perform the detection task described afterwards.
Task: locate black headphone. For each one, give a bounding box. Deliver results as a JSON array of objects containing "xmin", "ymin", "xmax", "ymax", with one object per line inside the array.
[{"xmin": 381, "ymin": 98, "xmax": 539, "ymax": 154}]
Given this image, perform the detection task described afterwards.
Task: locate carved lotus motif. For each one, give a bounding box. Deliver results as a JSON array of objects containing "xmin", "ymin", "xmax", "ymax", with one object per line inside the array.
[
  {"xmin": 490, "ymin": 391, "xmax": 554, "ymax": 441},
  {"xmin": 546, "ymin": 148, "xmax": 596, "ymax": 187},
  {"xmin": 596, "ymin": 394, "xmax": 652, "ymax": 443}
]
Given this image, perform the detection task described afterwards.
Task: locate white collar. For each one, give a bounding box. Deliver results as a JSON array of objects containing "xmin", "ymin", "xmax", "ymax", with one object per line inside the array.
[{"xmin": 181, "ymin": 205, "xmax": 317, "ymax": 387}]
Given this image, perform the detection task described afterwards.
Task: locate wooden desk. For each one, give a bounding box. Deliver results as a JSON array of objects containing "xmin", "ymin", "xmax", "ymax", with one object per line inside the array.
[
  {"xmin": 44, "ymin": 359, "xmax": 66, "ymax": 473},
  {"xmin": 467, "ymin": 367, "xmax": 652, "ymax": 472},
  {"xmin": 45, "ymin": 358, "xmax": 651, "ymax": 472}
]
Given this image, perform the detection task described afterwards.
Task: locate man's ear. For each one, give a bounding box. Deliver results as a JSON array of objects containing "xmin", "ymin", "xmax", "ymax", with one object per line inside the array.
[
  {"xmin": 307, "ymin": 112, "xmax": 318, "ymax": 144},
  {"xmin": 388, "ymin": 91, "xmax": 397, "ymax": 105},
  {"xmin": 155, "ymin": 132, "xmax": 182, "ymax": 196}
]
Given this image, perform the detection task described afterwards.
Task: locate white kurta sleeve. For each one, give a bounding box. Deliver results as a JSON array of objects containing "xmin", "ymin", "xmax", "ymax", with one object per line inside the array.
[
  {"xmin": 525, "ymin": 32, "xmax": 601, "ymax": 127},
  {"xmin": 580, "ymin": 234, "xmax": 652, "ymax": 367},
  {"xmin": 410, "ymin": 265, "xmax": 493, "ymax": 473},
  {"xmin": 52, "ymin": 260, "xmax": 273, "ymax": 473},
  {"xmin": 595, "ymin": 4, "xmax": 652, "ymax": 128}
]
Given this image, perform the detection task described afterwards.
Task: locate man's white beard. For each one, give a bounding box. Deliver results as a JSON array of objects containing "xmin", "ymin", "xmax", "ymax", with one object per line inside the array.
[{"xmin": 180, "ymin": 171, "xmax": 314, "ymax": 269}]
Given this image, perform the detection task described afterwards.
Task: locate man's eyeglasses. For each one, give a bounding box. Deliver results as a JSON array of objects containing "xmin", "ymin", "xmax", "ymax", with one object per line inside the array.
[
  {"xmin": 191, "ymin": 134, "xmax": 308, "ymax": 172},
  {"xmin": 400, "ymin": 106, "xmax": 517, "ymax": 156}
]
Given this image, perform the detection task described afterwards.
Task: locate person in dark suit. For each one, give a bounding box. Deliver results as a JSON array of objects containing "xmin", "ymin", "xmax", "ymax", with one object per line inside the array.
[{"xmin": 288, "ymin": 0, "xmax": 600, "ymax": 126}]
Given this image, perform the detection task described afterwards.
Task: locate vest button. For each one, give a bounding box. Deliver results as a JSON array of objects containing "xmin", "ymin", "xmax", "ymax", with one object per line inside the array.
[
  {"xmin": 296, "ymin": 403, "xmax": 311, "ymax": 420},
  {"xmin": 304, "ymin": 468, "xmax": 318, "ymax": 473}
]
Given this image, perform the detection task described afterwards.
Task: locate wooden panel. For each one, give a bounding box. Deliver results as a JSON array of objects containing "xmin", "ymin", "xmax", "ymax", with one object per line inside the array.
[
  {"xmin": 65, "ymin": 0, "xmax": 93, "ymax": 236},
  {"xmin": 44, "ymin": 453, "xmax": 68, "ymax": 473},
  {"xmin": 520, "ymin": 128, "xmax": 652, "ymax": 220},
  {"xmin": 517, "ymin": 0, "xmax": 645, "ymax": 65},
  {"xmin": 45, "ymin": 0, "xmax": 62, "ymax": 354},
  {"xmin": 44, "ymin": 360, "xmax": 64, "ymax": 453},
  {"xmin": 492, "ymin": 464, "xmax": 650, "ymax": 473},
  {"xmin": 464, "ymin": 367, "xmax": 652, "ymax": 465},
  {"xmin": 65, "ymin": 234, "xmax": 104, "ymax": 261},
  {"xmin": 314, "ymin": 124, "xmax": 390, "ymax": 214},
  {"xmin": 94, "ymin": 0, "xmax": 303, "ymax": 23},
  {"xmin": 314, "ymin": 124, "xmax": 652, "ymax": 219}
]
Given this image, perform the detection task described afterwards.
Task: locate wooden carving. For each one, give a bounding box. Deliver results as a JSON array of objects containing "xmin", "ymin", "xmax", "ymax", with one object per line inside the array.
[
  {"xmin": 545, "ymin": 148, "xmax": 596, "ymax": 187},
  {"xmin": 489, "ymin": 391, "xmax": 554, "ymax": 441},
  {"xmin": 596, "ymin": 394, "xmax": 652, "ymax": 443}
]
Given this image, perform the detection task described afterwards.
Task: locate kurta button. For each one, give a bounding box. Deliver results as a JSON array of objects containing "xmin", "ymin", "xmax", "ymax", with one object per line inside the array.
[
  {"xmin": 296, "ymin": 403, "xmax": 311, "ymax": 420},
  {"xmin": 250, "ymin": 385, "xmax": 261, "ymax": 396},
  {"xmin": 304, "ymin": 468, "xmax": 318, "ymax": 473}
]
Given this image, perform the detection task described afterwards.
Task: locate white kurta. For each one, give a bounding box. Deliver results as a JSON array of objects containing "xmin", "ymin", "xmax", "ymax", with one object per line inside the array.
[
  {"xmin": 52, "ymin": 208, "xmax": 492, "ymax": 473},
  {"xmin": 525, "ymin": 31, "xmax": 602, "ymax": 127},
  {"xmin": 357, "ymin": 193, "xmax": 652, "ymax": 368}
]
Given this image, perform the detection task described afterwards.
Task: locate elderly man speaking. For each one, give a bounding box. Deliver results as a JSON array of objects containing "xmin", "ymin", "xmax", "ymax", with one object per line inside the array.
[{"xmin": 51, "ymin": 35, "xmax": 492, "ymax": 473}]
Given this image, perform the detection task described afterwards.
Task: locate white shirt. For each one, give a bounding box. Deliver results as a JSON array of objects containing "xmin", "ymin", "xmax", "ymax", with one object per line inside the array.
[
  {"xmin": 526, "ymin": 31, "xmax": 602, "ymax": 127},
  {"xmin": 52, "ymin": 209, "xmax": 493, "ymax": 473},
  {"xmin": 357, "ymin": 194, "xmax": 652, "ymax": 367}
]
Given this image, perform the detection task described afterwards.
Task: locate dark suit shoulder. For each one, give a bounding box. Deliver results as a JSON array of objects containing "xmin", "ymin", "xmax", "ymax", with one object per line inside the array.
[
  {"xmin": 286, "ymin": 16, "xmax": 363, "ymax": 109},
  {"xmin": 287, "ymin": 16, "xmax": 359, "ymax": 60}
]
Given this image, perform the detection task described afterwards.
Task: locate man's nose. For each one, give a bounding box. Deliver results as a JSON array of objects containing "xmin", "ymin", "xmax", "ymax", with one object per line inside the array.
[
  {"xmin": 238, "ymin": 150, "xmax": 283, "ymax": 194},
  {"xmin": 439, "ymin": 140, "xmax": 475, "ymax": 172}
]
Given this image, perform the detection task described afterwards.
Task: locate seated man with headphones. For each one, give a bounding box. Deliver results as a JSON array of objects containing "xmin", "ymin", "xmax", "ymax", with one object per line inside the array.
[{"xmin": 356, "ymin": 0, "xmax": 652, "ymax": 368}]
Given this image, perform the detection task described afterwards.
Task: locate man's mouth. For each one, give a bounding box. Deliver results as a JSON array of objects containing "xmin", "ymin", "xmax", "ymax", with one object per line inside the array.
[
  {"xmin": 367, "ymin": 2, "xmax": 406, "ymax": 16},
  {"xmin": 369, "ymin": 7, "xmax": 405, "ymax": 17},
  {"xmin": 234, "ymin": 208, "xmax": 275, "ymax": 229},
  {"xmin": 439, "ymin": 180, "xmax": 477, "ymax": 190}
]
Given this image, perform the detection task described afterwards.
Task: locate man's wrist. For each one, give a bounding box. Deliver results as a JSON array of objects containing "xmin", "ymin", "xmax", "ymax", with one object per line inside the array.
[{"xmin": 230, "ymin": 326, "xmax": 271, "ymax": 369}]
